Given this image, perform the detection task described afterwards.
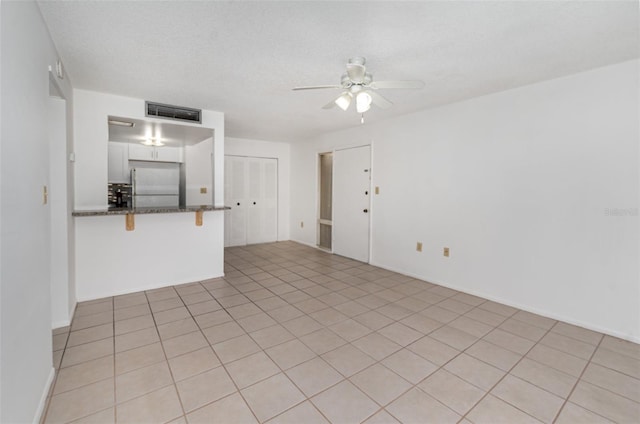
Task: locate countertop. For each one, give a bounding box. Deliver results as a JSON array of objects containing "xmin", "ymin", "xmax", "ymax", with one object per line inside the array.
[{"xmin": 72, "ymin": 205, "xmax": 229, "ymax": 217}]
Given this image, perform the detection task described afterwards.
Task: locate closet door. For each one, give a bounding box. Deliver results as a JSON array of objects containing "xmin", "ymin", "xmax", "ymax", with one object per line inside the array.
[
  {"xmin": 224, "ymin": 156, "xmax": 278, "ymax": 247},
  {"xmin": 246, "ymin": 157, "xmax": 278, "ymax": 244},
  {"xmin": 224, "ymin": 156, "xmax": 248, "ymax": 246}
]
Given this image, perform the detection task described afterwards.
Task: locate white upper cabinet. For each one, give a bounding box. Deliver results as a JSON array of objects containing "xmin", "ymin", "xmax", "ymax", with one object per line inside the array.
[
  {"xmin": 128, "ymin": 144, "xmax": 183, "ymax": 163},
  {"xmin": 155, "ymin": 146, "xmax": 183, "ymax": 162},
  {"xmin": 127, "ymin": 144, "xmax": 154, "ymax": 161},
  {"xmin": 108, "ymin": 142, "xmax": 130, "ymax": 183}
]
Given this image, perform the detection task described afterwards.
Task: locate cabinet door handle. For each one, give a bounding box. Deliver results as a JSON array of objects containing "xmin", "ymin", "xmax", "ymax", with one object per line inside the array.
[
  {"xmin": 363, "ymin": 209, "xmax": 368, "ymax": 213},
  {"xmin": 253, "ymin": 201, "xmax": 257, "ymax": 205},
  {"xmin": 237, "ymin": 202, "xmax": 240, "ymax": 206}
]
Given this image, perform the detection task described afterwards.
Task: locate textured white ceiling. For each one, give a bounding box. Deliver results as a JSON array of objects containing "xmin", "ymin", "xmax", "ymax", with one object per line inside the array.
[{"xmin": 37, "ymin": 1, "xmax": 638, "ymax": 143}]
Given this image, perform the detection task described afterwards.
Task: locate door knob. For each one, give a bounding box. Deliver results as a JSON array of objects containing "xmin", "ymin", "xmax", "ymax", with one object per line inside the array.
[
  {"xmin": 363, "ymin": 209, "xmax": 368, "ymax": 213},
  {"xmin": 237, "ymin": 202, "xmax": 240, "ymax": 206}
]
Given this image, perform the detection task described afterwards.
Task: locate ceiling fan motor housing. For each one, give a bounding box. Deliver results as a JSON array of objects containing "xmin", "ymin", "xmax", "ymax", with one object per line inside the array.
[{"xmin": 348, "ymin": 57, "xmax": 366, "ymax": 66}]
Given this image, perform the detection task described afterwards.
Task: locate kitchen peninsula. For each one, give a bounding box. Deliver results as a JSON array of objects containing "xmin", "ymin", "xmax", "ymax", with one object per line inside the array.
[
  {"xmin": 73, "ymin": 205, "xmax": 227, "ymax": 301},
  {"xmin": 71, "ymin": 90, "xmax": 226, "ymax": 306}
]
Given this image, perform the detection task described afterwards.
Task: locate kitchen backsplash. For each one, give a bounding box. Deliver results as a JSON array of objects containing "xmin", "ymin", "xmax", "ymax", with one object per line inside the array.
[{"xmin": 107, "ymin": 183, "xmax": 132, "ymax": 207}]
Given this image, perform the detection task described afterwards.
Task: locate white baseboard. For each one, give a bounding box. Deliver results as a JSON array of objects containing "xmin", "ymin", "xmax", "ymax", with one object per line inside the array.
[
  {"xmin": 52, "ymin": 300, "xmax": 76, "ymax": 330},
  {"xmin": 51, "ymin": 319, "xmax": 70, "ymax": 329},
  {"xmin": 34, "ymin": 367, "xmax": 55, "ymax": 423},
  {"xmin": 289, "ymin": 238, "xmax": 329, "ymax": 252},
  {"xmin": 369, "ymin": 260, "xmax": 640, "ymax": 344}
]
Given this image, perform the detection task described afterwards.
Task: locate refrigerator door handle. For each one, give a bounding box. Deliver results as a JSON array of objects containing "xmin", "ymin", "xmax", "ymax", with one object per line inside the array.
[
  {"xmin": 131, "ymin": 168, "xmax": 136, "ymax": 208},
  {"xmin": 131, "ymin": 168, "xmax": 136, "ymax": 195}
]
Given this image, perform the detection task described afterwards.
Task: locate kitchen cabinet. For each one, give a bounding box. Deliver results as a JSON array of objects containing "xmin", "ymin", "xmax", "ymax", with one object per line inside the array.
[
  {"xmin": 224, "ymin": 156, "xmax": 277, "ymax": 246},
  {"xmin": 108, "ymin": 142, "xmax": 130, "ymax": 183},
  {"xmin": 128, "ymin": 144, "xmax": 183, "ymax": 163}
]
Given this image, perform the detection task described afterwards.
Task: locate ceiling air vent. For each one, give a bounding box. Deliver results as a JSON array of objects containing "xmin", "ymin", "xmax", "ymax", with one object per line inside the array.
[{"xmin": 145, "ymin": 101, "xmax": 202, "ymax": 124}]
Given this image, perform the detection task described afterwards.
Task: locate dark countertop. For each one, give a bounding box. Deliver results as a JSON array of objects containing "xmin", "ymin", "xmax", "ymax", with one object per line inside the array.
[{"xmin": 72, "ymin": 205, "xmax": 229, "ymax": 217}]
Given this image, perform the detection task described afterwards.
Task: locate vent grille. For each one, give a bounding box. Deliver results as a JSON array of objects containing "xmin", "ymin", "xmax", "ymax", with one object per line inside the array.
[{"xmin": 146, "ymin": 101, "xmax": 201, "ymax": 124}]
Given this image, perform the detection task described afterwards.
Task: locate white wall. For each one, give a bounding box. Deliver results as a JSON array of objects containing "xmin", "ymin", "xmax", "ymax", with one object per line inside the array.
[
  {"xmin": 290, "ymin": 60, "xmax": 640, "ymax": 342},
  {"xmin": 73, "ymin": 90, "xmax": 225, "ymax": 209},
  {"xmin": 1, "ymin": 1, "xmax": 74, "ymax": 422},
  {"xmin": 225, "ymin": 137, "xmax": 291, "ymax": 241}
]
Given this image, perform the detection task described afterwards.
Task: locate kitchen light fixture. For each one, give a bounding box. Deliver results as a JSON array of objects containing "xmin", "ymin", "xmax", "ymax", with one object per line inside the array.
[
  {"xmin": 356, "ymin": 91, "xmax": 372, "ymax": 113},
  {"xmin": 334, "ymin": 92, "xmax": 352, "ymax": 111},
  {"xmin": 141, "ymin": 138, "xmax": 164, "ymax": 147},
  {"xmin": 108, "ymin": 119, "xmax": 135, "ymax": 127}
]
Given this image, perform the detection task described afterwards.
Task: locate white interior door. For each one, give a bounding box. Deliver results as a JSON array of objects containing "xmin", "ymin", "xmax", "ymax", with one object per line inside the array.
[
  {"xmin": 333, "ymin": 146, "xmax": 371, "ymax": 262},
  {"xmin": 224, "ymin": 156, "xmax": 248, "ymax": 246},
  {"xmin": 247, "ymin": 157, "xmax": 278, "ymax": 244}
]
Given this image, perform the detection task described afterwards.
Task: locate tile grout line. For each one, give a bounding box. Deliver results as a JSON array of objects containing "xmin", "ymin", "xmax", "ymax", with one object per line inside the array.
[
  {"xmin": 143, "ymin": 287, "xmax": 189, "ymax": 423},
  {"xmin": 456, "ymin": 320, "xmax": 559, "ymax": 423},
  {"xmin": 177, "ymin": 281, "xmax": 263, "ymax": 424},
  {"xmin": 228, "ymin": 255, "xmax": 492, "ymax": 422},
  {"xmin": 550, "ymin": 333, "xmax": 605, "ymax": 423},
  {"xmin": 212, "ymin": 259, "xmax": 414, "ymax": 423}
]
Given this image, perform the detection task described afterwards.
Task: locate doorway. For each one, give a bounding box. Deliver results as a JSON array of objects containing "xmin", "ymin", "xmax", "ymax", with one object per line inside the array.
[
  {"xmin": 317, "ymin": 152, "xmax": 333, "ymax": 250},
  {"xmin": 48, "ymin": 72, "xmax": 74, "ymax": 327},
  {"xmin": 332, "ymin": 145, "xmax": 371, "ymax": 263}
]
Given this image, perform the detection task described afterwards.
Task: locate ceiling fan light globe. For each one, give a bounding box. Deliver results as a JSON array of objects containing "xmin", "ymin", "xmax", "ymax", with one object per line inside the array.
[
  {"xmin": 335, "ymin": 92, "xmax": 352, "ymax": 111},
  {"xmin": 356, "ymin": 91, "xmax": 372, "ymax": 113}
]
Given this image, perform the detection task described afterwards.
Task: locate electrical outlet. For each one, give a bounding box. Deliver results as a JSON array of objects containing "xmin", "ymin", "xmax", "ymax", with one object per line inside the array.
[
  {"xmin": 443, "ymin": 247, "xmax": 450, "ymax": 257},
  {"xmin": 43, "ymin": 185, "xmax": 48, "ymax": 205},
  {"xmin": 375, "ymin": 186, "xmax": 380, "ymax": 195},
  {"xmin": 300, "ymin": 221, "xmax": 304, "ymax": 228},
  {"xmin": 416, "ymin": 242, "xmax": 422, "ymax": 252},
  {"xmin": 200, "ymin": 187, "xmax": 207, "ymax": 194}
]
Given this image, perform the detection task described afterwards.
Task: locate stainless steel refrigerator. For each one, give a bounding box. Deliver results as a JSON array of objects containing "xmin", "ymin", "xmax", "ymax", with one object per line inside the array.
[{"xmin": 131, "ymin": 162, "xmax": 180, "ymax": 207}]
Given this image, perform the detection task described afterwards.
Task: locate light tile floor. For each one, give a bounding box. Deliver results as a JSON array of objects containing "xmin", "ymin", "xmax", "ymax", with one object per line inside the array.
[{"xmin": 43, "ymin": 241, "xmax": 640, "ymax": 423}]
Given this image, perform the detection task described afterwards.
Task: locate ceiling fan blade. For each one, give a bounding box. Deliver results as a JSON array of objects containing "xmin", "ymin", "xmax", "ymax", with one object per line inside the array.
[
  {"xmin": 368, "ymin": 91, "xmax": 393, "ymax": 109},
  {"xmin": 292, "ymin": 85, "xmax": 341, "ymax": 91},
  {"xmin": 346, "ymin": 63, "xmax": 366, "ymax": 83},
  {"xmin": 322, "ymin": 101, "xmax": 337, "ymax": 110},
  {"xmin": 370, "ymin": 80, "xmax": 425, "ymax": 89}
]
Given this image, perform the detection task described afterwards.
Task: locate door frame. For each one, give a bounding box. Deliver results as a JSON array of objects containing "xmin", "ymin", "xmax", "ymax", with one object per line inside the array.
[{"xmin": 316, "ymin": 151, "xmax": 333, "ymax": 252}]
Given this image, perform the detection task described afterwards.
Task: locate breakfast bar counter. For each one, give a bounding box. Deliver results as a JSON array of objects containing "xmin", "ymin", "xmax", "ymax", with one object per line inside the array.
[
  {"xmin": 72, "ymin": 205, "xmax": 229, "ymax": 217},
  {"xmin": 73, "ymin": 207, "xmax": 227, "ymax": 302}
]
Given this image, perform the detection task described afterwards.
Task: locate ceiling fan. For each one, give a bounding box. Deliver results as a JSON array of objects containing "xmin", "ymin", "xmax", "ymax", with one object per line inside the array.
[{"xmin": 292, "ymin": 57, "xmax": 425, "ymax": 115}]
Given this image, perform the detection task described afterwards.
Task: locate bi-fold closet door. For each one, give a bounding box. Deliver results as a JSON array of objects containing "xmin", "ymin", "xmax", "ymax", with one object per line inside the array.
[{"xmin": 224, "ymin": 155, "xmax": 278, "ymax": 247}]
